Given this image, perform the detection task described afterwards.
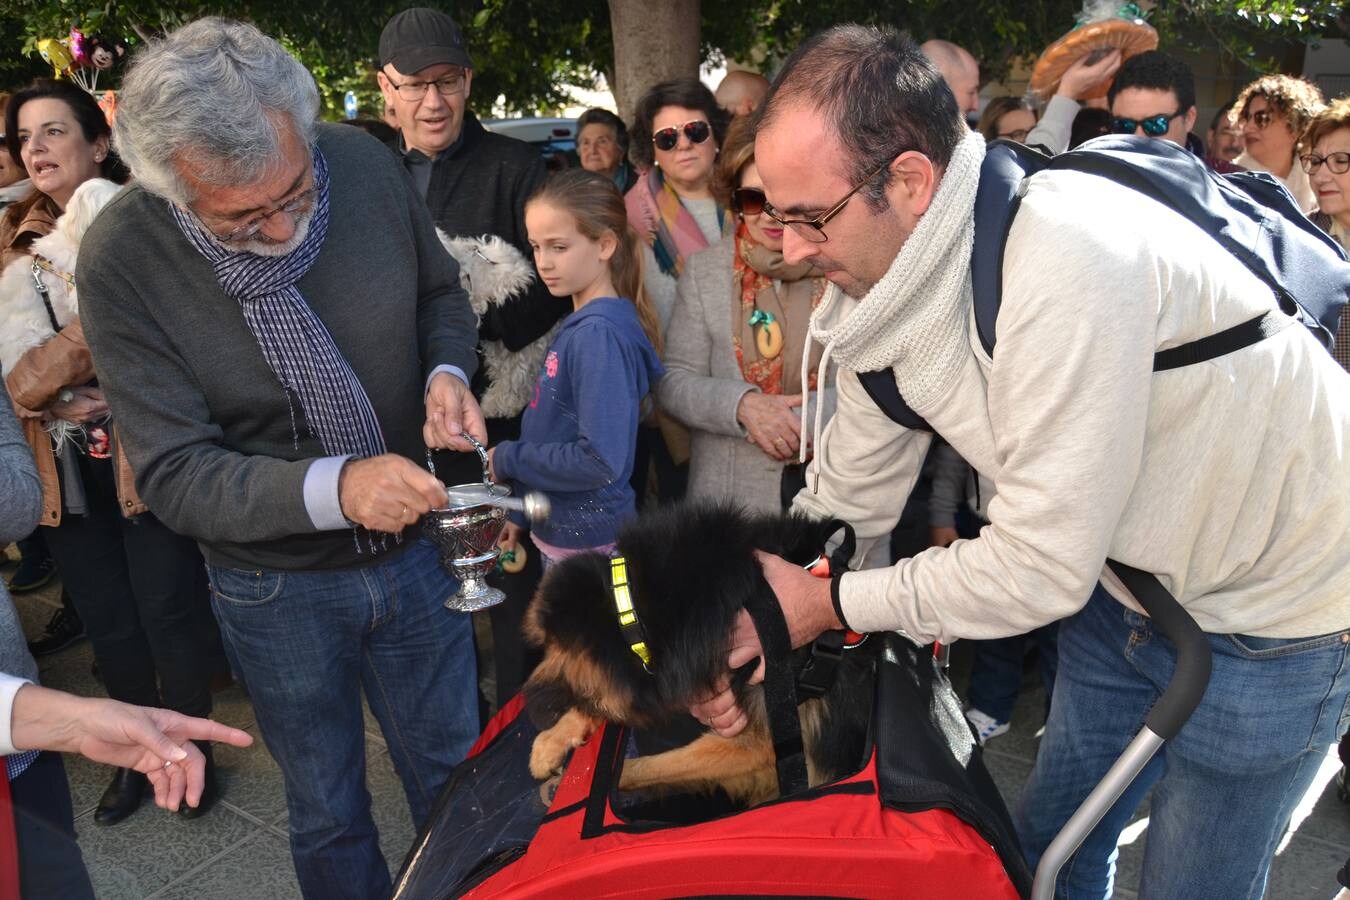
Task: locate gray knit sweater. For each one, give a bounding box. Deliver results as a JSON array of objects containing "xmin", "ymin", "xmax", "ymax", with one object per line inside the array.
[
  {"xmin": 78, "ymin": 124, "xmax": 479, "ymax": 571},
  {"xmin": 0, "ymin": 377, "xmax": 41, "ymax": 688}
]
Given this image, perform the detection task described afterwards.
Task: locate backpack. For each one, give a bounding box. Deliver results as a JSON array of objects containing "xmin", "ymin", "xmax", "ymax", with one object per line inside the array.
[{"xmin": 858, "ymin": 135, "xmax": 1350, "ymax": 431}]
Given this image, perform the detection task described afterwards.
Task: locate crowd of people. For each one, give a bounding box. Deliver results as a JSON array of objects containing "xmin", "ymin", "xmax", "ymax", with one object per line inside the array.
[{"xmin": 0, "ymin": 7, "xmax": 1346, "ymax": 900}]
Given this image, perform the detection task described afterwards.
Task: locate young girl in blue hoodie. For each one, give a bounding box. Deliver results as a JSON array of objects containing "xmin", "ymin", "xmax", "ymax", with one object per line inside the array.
[{"xmin": 488, "ymin": 169, "xmax": 664, "ymax": 567}]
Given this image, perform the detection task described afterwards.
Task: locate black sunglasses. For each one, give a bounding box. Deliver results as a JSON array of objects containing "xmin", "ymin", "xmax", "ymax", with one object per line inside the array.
[
  {"xmin": 731, "ymin": 187, "xmax": 766, "ymax": 216},
  {"xmin": 652, "ymin": 120, "xmax": 711, "ymax": 152},
  {"xmin": 1112, "ymin": 111, "xmax": 1184, "ymax": 137}
]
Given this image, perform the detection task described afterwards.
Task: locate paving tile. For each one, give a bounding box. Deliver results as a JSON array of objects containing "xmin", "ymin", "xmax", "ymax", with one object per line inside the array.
[
  {"xmin": 369, "ymin": 745, "xmax": 418, "ymax": 875},
  {"xmin": 76, "ymin": 797, "xmax": 257, "ymax": 898},
  {"xmin": 1266, "ymin": 826, "xmax": 1349, "ymax": 900},
  {"xmin": 150, "ymin": 830, "xmax": 302, "ymax": 900},
  {"xmin": 214, "ymin": 723, "xmax": 288, "ymax": 825}
]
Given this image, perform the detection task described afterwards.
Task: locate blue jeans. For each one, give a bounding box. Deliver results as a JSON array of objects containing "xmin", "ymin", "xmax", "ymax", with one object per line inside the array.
[
  {"xmin": 967, "ymin": 625, "xmax": 1059, "ymax": 723},
  {"xmin": 1015, "ymin": 584, "xmax": 1350, "ymax": 899},
  {"xmin": 208, "ymin": 539, "xmax": 478, "ymax": 900}
]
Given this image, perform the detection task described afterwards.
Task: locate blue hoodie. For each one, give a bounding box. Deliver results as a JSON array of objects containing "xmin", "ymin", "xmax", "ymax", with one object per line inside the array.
[{"xmin": 492, "ymin": 297, "xmax": 664, "ymax": 549}]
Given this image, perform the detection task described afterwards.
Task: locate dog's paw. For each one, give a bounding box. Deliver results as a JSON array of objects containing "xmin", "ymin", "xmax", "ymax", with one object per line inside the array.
[
  {"xmin": 538, "ymin": 775, "xmax": 561, "ymax": 806},
  {"xmin": 529, "ymin": 709, "xmax": 598, "ymax": 780},
  {"xmin": 529, "ymin": 731, "xmax": 572, "ymax": 780}
]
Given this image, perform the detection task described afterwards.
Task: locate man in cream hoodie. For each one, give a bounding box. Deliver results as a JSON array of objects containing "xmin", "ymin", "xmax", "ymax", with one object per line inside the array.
[{"xmin": 694, "ymin": 25, "xmax": 1350, "ymax": 900}]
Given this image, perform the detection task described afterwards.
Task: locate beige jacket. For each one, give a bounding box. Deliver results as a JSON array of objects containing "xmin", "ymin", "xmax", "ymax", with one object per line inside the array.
[{"xmin": 658, "ymin": 236, "xmax": 835, "ymax": 512}]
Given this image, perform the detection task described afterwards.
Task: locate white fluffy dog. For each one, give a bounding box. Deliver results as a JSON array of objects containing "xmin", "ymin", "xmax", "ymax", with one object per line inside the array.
[
  {"xmin": 438, "ymin": 231, "xmax": 562, "ymax": 420},
  {"xmin": 0, "ymin": 178, "xmax": 122, "ymax": 375}
]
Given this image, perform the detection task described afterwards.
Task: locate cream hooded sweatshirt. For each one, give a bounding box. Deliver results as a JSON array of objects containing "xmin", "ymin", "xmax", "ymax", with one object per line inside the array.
[{"xmin": 794, "ymin": 167, "xmax": 1350, "ymax": 644}]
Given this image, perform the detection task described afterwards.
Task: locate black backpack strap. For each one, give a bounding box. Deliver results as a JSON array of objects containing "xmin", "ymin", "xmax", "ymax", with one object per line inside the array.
[
  {"xmin": 1153, "ymin": 309, "xmax": 1294, "ymax": 371},
  {"xmin": 739, "ymin": 582, "xmax": 809, "ymax": 796},
  {"xmin": 856, "ymin": 368, "xmax": 932, "ymax": 432},
  {"xmin": 972, "ymin": 140, "xmax": 1051, "ymax": 356}
]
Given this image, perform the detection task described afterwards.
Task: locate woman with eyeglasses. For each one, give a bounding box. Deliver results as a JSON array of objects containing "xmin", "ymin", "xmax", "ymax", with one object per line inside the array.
[
  {"xmin": 1302, "ymin": 97, "xmax": 1350, "ymax": 370},
  {"xmin": 1231, "ymin": 74, "xmax": 1326, "ymax": 214},
  {"xmin": 976, "ymin": 97, "xmax": 1038, "ymax": 145},
  {"xmin": 0, "ymin": 79, "xmax": 224, "ymax": 826},
  {"xmin": 657, "ymin": 117, "xmax": 837, "ymax": 514}
]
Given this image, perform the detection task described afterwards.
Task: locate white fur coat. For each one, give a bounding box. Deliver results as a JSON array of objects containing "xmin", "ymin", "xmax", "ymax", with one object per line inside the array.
[
  {"xmin": 438, "ymin": 231, "xmax": 561, "ymax": 420},
  {"xmin": 0, "ymin": 178, "xmax": 122, "ymax": 376}
]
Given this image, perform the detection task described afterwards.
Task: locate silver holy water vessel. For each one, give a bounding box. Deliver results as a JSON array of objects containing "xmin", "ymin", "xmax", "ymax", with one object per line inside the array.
[{"xmin": 421, "ymin": 434, "xmax": 549, "ymax": 612}]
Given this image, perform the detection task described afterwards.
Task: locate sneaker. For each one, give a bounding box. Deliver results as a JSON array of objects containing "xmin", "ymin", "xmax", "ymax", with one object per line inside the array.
[
  {"xmin": 27, "ymin": 606, "xmax": 86, "ymax": 657},
  {"xmin": 7, "ymin": 555, "xmax": 56, "ymax": 593},
  {"xmin": 965, "ymin": 708, "xmax": 1010, "ymax": 745}
]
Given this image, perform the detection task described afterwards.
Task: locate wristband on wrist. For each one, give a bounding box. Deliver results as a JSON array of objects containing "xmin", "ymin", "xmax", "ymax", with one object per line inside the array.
[{"xmin": 830, "ymin": 571, "xmax": 852, "ymax": 632}]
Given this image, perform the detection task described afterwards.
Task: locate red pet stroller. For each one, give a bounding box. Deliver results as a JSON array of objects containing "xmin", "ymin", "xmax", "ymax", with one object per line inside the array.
[
  {"xmin": 392, "ymin": 563, "xmax": 1208, "ymax": 900},
  {"xmin": 392, "ymin": 631, "xmax": 1031, "ymax": 899}
]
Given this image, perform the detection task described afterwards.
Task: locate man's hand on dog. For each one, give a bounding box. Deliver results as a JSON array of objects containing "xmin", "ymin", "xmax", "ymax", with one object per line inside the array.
[{"xmin": 690, "ymin": 549, "xmax": 843, "ymax": 738}]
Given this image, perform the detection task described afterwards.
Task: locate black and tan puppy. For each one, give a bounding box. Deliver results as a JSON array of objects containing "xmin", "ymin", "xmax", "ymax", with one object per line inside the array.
[{"xmin": 522, "ymin": 501, "xmax": 875, "ymax": 808}]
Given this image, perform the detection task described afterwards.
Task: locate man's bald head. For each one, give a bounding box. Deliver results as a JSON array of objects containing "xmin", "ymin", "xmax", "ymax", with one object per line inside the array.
[
  {"xmin": 920, "ymin": 39, "xmax": 980, "ymax": 115},
  {"xmin": 715, "ymin": 70, "xmax": 770, "ymax": 117}
]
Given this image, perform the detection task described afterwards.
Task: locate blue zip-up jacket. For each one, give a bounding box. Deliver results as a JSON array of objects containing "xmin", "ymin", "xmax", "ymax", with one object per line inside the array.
[{"xmin": 492, "ymin": 297, "xmax": 664, "ymax": 549}]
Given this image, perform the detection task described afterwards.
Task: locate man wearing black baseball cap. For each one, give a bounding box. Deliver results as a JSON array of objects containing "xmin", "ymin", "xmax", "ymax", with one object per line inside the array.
[{"xmin": 377, "ymin": 8, "xmax": 568, "ymax": 708}]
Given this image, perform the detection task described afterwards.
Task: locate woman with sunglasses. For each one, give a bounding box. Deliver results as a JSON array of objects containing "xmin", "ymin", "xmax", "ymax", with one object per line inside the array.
[
  {"xmin": 1231, "ymin": 74, "xmax": 1325, "ymax": 214},
  {"xmin": 624, "ymin": 79, "xmax": 732, "ymax": 503},
  {"xmin": 657, "ymin": 117, "xmax": 836, "ymax": 514},
  {"xmin": 0, "ymin": 80, "xmax": 225, "ymax": 826},
  {"xmin": 625, "ymin": 79, "xmax": 733, "ymax": 331},
  {"xmin": 1302, "ymin": 97, "xmax": 1350, "ymax": 369}
]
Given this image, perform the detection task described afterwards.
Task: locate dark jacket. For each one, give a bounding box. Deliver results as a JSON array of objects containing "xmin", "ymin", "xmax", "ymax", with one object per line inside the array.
[
  {"xmin": 417, "ymin": 112, "xmax": 568, "ymax": 377},
  {"xmin": 493, "ymin": 298, "xmax": 663, "ymax": 549},
  {"xmin": 77, "ymin": 123, "xmax": 479, "ymax": 572}
]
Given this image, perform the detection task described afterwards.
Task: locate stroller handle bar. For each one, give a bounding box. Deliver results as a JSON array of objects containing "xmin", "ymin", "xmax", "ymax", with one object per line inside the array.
[
  {"xmin": 1110, "ymin": 561, "xmax": 1212, "ymax": 740},
  {"xmin": 1030, "ymin": 562, "xmax": 1212, "ymax": 900}
]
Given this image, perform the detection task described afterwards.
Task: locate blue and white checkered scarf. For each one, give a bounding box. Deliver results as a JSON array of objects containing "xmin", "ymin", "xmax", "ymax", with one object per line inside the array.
[{"xmin": 169, "ymin": 147, "xmax": 387, "ymax": 464}]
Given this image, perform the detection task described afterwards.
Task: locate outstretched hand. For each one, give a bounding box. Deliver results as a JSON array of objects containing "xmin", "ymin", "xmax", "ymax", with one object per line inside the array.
[
  {"xmin": 11, "ymin": 685, "xmax": 253, "ymax": 811},
  {"xmin": 1057, "ymin": 49, "xmax": 1123, "ymax": 101}
]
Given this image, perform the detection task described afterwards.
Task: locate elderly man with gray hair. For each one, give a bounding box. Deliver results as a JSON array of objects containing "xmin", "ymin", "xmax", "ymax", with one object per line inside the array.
[{"xmin": 76, "ymin": 19, "xmax": 485, "ymax": 899}]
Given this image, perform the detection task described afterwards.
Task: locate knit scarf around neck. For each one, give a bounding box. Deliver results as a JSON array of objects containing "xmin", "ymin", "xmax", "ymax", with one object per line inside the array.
[
  {"xmin": 169, "ymin": 147, "xmax": 388, "ymax": 464},
  {"xmin": 798, "ymin": 129, "xmax": 986, "ymax": 469},
  {"xmin": 635, "ymin": 166, "xmax": 727, "ymax": 278}
]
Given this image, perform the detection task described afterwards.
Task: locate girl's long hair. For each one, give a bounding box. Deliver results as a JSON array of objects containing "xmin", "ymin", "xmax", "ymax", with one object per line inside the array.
[{"xmin": 527, "ymin": 168, "xmax": 662, "ymax": 355}]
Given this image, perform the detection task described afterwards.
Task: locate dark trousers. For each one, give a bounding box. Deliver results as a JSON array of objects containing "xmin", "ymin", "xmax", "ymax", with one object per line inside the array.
[
  {"xmin": 11, "ymin": 752, "xmax": 95, "ymax": 899},
  {"xmin": 43, "ymin": 451, "xmax": 212, "ymax": 718},
  {"xmin": 14, "ymin": 528, "xmax": 49, "ymax": 565}
]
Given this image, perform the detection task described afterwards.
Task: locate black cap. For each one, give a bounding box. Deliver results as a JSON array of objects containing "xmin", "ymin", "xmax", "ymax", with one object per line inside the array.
[{"xmin": 379, "ymin": 8, "xmax": 473, "ymax": 74}]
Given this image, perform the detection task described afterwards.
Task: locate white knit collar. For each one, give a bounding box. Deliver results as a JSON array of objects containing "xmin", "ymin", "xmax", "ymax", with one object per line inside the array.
[{"xmin": 798, "ymin": 130, "xmax": 986, "ymax": 486}]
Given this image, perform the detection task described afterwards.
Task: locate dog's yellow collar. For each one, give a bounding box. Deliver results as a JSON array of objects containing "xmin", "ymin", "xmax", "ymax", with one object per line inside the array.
[{"xmin": 610, "ymin": 556, "xmax": 652, "ymax": 673}]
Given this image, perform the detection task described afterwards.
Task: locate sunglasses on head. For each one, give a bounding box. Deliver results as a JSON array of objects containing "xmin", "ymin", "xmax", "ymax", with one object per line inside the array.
[
  {"xmin": 652, "ymin": 119, "xmax": 711, "ymax": 152},
  {"xmin": 731, "ymin": 187, "xmax": 766, "ymax": 216},
  {"xmin": 1112, "ymin": 111, "xmax": 1183, "ymax": 137}
]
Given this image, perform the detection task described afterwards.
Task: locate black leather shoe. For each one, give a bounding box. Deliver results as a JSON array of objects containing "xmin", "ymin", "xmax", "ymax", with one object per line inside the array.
[
  {"xmin": 94, "ymin": 768, "xmax": 146, "ymax": 826},
  {"xmin": 179, "ymin": 742, "xmax": 217, "ymax": 819}
]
